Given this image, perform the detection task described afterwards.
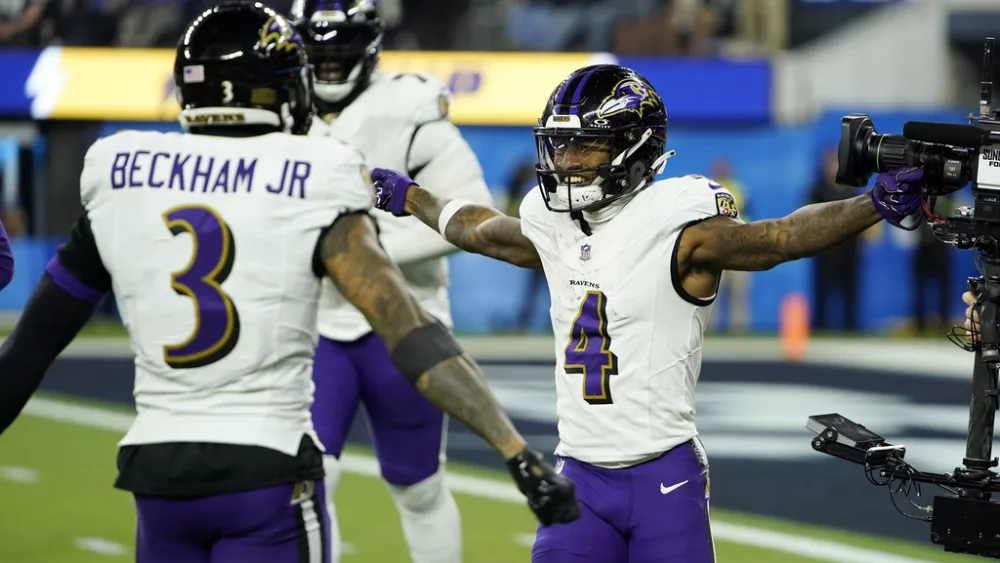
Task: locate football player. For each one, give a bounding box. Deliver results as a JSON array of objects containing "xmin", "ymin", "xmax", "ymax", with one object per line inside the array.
[
  {"xmin": 0, "ymin": 4, "xmax": 577, "ymax": 563},
  {"xmin": 0, "ymin": 217, "xmax": 11, "ymax": 289},
  {"xmin": 289, "ymin": 2, "xmax": 493, "ymax": 562},
  {"xmin": 368, "ymin": 64, "xmax": 925, "ymax": 562}
]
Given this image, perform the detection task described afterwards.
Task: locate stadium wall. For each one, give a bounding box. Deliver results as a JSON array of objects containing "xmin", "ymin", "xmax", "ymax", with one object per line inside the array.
[
  {"xmin": 0, "ymin": 48, "xmax": 978, "ymax": 332},
  {"xmin": 0, "ymin": 112, "xmax": 977, "ymax": 333}
]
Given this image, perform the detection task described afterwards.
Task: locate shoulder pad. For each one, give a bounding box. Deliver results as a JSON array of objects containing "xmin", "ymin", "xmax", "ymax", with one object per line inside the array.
[
  {"xmin": 518, "ymin": 186, "xmax": 548, "ymax": 223},
  {"xmin": 648, "ymin": 175, "xmax": 740, "ymax": 222},
  {"xmin": 371, "ymin": 72, "xmax": 453, "ymax": 124},
  {"xmin": 676, "ymin": 174, "xmax": 722, "ymax": 190}
]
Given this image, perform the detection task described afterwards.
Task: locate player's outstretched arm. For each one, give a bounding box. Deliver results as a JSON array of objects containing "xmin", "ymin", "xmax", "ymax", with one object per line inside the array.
[
  {"xmin": 321, "ymin": 212, "xmax": 524, "ymax": 455},
  {"xmin": 680, "ymin": 168, "xmax": 926, "ymax": 272},
  {"xmin": 320, "ymin": 212, "xmax": 579, "ymax": 526},
  {"xmin": 0, "ymin": 214, "xmax": 110, "ymax": 434},
  {"xmin": 679, "ymin": 194, "xmax": 880, "ymax": 272},
  {"xmin": 371, "ymin": 167, "xmax": 541, "ymax": 268}
]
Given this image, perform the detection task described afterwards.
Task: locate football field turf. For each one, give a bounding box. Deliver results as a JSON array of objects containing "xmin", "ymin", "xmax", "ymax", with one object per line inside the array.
[{"xmin": 0, "ymin": 394, "xmax": 976, "ymax": 563}]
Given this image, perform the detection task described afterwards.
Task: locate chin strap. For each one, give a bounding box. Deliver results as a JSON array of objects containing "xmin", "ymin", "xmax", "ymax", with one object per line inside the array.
[{"xmin": 570, "ymin": 211, "xmax": 593, "ymax": 235}]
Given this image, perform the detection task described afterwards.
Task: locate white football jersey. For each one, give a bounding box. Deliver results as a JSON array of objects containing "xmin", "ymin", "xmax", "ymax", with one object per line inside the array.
[
  {"xmin": 519, "ymin": 175, "xmax": 740, "ymax": 465},
  {"xmin": 310, "ymin": 72, "xmax": 492, "ymax": 341},
  {"xmin": 79, "ymin": 130, "xmax": 373, "ymax": 456}
]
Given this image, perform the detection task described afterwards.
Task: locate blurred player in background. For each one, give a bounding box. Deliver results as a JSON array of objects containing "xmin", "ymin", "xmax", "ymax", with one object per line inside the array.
[
  {"xmin": 0, "ymin": 216, "xmax": 11, "ymax": 289},
  {"xmin": 290, "ymin": 1, "xmax": 493, "ymax": 561},
  {"xmin": 368, "ymin": 64, "xmax": 926, "ymax": 562},
  {"xmin": 0, "ymin": 4, "xmax": 577, "ymax": 562}
]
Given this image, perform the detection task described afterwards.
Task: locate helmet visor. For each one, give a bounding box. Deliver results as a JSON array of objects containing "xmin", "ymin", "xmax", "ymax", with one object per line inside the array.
[
  {"xmin": 535, "ymin": 130, "xmax": 613, "ymax": 184},
  {"xmin": 533, "ymin": 128, "xmax": 625, "ymax": 213}
]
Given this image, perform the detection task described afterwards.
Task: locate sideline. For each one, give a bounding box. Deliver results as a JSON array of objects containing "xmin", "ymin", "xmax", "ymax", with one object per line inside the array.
[
  {"xmin": 10, "ymin": 335, "xmax": 974, "ymax": 380},
  {"xmin": 19, "ymin": 396, "xmax": 940, "ymax": 563}
]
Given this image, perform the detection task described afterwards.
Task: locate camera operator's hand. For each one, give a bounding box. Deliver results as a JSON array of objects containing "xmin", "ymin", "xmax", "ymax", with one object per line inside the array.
[
  {"xmin": 871, "ymin": 167, "xmax": 924, "ymax": 230},
  {"xmin": 965, "ymin": 291, "xmax": 981, "ymax": 333}
]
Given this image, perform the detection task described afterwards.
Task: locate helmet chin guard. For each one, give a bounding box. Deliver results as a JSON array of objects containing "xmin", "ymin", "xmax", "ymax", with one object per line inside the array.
[{"xmin": 290, "ymin": 0, "xmax": 383, "ymax": 107}]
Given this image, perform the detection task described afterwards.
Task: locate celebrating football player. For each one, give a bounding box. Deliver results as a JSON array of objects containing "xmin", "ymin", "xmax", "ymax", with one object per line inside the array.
[{"xmin": 369, "ymin": 64, "xmax": 926, "ymax": 562}]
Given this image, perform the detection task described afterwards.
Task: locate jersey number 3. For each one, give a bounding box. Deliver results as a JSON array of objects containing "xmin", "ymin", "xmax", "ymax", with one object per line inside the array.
[
  {"xmin": 162, "ymin": 205, "xmax": 241, "ymax": 369},
  {"xmin": 565, "ymin": 290, "xmax": 618, "ymax": 405}
]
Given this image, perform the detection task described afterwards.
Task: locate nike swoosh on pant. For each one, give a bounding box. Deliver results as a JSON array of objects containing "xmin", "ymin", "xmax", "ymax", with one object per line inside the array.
[{"xmin": 660, "ymin": 480, "xmax": 689, "ymax": 495}]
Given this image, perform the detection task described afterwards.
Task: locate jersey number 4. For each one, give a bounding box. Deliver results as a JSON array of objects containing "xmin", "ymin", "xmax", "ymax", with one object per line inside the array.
[
  {"xmin": 162, "ymin": 205, "xmax": 241, "ymax": 369},
  {"xmin": 565, "ymin": 290, "xmax": 618, "ymax": 405}
]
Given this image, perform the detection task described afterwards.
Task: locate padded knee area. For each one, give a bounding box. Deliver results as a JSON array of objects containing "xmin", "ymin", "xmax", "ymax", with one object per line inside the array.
[{"xmin": 387, "ymin": 469, "xmax": 448, "ymax": 515}]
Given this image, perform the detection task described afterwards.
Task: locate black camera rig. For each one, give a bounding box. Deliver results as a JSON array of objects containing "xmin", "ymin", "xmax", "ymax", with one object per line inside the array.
[{"xmin": 807, "ymin": 37, "xmax": 1000, "ymax": 559}]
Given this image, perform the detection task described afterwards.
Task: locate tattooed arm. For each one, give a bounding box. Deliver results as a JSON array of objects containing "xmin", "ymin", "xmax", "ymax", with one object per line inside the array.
[
  {"xmin": 403, "ymin": 184, "xmax": 542, "ymax": 268},
  {"xmin": 320, "ymin": 212, "xmax": 526, "ymax": 459},
  {"xmin": 677, "ymin": 194, "xmax": 881, "ymax": 272}
]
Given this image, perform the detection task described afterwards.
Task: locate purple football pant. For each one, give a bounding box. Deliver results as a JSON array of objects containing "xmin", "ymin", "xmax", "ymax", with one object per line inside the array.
[
  {"xmin": 532, "ymin": 439, "xmax": 714, "ymax": 563},
  {"xmin": 312, "ymin": 332, "xmax": 445, "ymax": 486},
  {"xmin": 134, "ymin": 481, "xmax": 328, "ymax": 563}
]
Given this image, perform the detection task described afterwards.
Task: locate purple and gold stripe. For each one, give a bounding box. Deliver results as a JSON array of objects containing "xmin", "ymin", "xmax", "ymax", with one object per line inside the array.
[
  {"xmin": 552, "ymin": 66, "xmax": 600, "ymax": 115},
  {"xmin": 566, "ymin": 66, "xmax": 599, "ymax": 114},
  {"xmin": 45, "ymin": 257, "xmax": 104, "ymax": 303}
]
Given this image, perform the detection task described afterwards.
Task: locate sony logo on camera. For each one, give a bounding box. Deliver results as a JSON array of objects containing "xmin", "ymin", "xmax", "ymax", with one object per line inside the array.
[
  {"xmin": 982, "ymin": 147, "xmax": 1000, "ymax": 165},
  {"xmin": 976, "ymin": 145, "xmax": 1000, "ymax": 190}
]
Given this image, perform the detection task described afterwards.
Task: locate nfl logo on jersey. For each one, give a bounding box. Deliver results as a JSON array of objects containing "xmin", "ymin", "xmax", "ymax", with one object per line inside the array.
[{"xmin": 580, "ymin": 244, "xmax": 592, "ymax": 261}]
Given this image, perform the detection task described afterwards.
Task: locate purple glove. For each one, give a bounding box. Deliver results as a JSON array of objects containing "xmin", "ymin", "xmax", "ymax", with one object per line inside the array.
[
  {"xmin": 871, "ymin": 167, "xmax": 924, "ymax": 230},
  {"xmin": 370, "ymin": 167, "xmax": 417, "ymax": 217}
]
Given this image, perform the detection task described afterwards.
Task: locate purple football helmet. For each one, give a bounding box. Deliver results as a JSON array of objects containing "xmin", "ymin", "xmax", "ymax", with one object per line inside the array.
[{"xmin": 534, "ymin": 64, "xmax": 669, "ymax": 213}]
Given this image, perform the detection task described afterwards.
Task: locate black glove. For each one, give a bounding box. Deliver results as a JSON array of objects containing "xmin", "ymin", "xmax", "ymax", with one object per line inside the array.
[{"xmin": 506, "ymin": 447, "xmax": 580, "ymax": 526}]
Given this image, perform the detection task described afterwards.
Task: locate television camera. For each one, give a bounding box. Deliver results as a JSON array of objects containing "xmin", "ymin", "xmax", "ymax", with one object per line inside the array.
[{"xmin": 807, "ymin": 37, "xmax": 1000, "ymax": 558}]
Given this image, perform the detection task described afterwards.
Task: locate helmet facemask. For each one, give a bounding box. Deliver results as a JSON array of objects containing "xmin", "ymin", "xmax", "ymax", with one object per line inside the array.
[
  {"xmin": 534, "ymin": 125, "xmax": 669, "ymax": 214},
  {"xmin": 301, "ymin": 12, "xmax": 382, "ymax": 103}
]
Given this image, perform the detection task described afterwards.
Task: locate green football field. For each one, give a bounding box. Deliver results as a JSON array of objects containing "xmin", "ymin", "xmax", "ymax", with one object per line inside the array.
[{"xmin": 0, "ymin": 394, "xmax": 976, "ymax": 563}]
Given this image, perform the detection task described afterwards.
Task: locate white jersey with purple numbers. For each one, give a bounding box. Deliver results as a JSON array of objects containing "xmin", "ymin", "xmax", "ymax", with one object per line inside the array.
[
  {"xmin": 518, "ymin": 175, "xmax": 741, "ymax": 466},
  {"xmin": 309, "ymin": 72, "xmax": 493, "ymax": 341},
  {"xmin": 79, "ymin": 130, "xmax": 374, "ymax": 456}
]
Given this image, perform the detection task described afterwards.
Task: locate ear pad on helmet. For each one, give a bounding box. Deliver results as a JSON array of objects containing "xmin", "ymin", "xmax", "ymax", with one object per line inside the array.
[{"xmin": 628, "ymin": 161, "xmax": 647, "ymax": 189}]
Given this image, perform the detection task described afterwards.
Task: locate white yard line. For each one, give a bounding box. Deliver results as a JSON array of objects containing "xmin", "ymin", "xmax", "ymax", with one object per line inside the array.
[
  {"xmin": 74, "ymin": 537, "xmax": 128, "ymax": 557},
  {"xmin": 19, "ymin": 396, "xmax": 940, "ymax": 563},
  {"xmin": 8, "ymin": 335, "xmax": 975, "ymax": 380}
]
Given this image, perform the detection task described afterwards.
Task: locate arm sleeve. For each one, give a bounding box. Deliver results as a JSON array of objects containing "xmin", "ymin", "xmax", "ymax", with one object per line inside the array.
[
  {"xmin": 48, "ymin": 213, "xmax": 113, "ymax": 301},
  {"xmin": 0, "ymin": 274, "xmax": 100, "ymax": 435},
  {"xmin": 0, "ymin": 218, "xmax": 12, "ymax": 289},
  {"xmin": 377, "ymin": 119, "xmax": 494, "ymax": 266}
]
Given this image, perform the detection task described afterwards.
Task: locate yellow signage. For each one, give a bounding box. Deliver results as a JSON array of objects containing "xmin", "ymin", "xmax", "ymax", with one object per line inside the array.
[
  {"xmin": 37, "ymin": 47, "xmax": 600, "ymax": 125},
  {"xmin": 378, "ymin": 51, "xmax": 598, "ymax": 125}
]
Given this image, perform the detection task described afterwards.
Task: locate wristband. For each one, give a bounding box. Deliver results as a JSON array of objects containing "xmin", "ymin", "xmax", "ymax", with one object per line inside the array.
[{"xmin": 438, "ymin": 199, "xmax": 472, "ymax": 236}]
